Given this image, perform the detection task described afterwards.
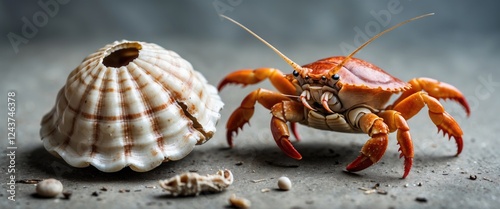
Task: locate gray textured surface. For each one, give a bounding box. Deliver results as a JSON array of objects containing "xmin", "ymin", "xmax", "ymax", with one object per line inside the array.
[{"xmin": 1, "ymin": 1, "xmax": 499, "ymax": 209}]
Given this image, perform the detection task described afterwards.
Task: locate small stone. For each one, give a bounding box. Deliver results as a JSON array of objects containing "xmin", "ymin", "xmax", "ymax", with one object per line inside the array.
[
  {"xmin": 18, "ymin": 179, "xmax": 43, "ymax": 184},
  {"xmin": 415, "ymin": 197, "xmax": 428, "ymax": 203},
  {"xmin": 469, "ymin": 175, "xmax": 477, "ymax": 180},
  {"xmin": 277, "ymin": 176, "xmax": 292, "ymax": 191},
  {"xmin": 229, "ymin": 194, "xmax": 251, "ymax": 209},
  {"xmin": 482, "ymin": 177, "xmax": 494, "ymax": 182},
  {"xmin": 251, "ymin": 179, "xmax": 266, "ymax": 183},
  {"xmin": 261, "ymin": 188, "xmax": 270, "ymax": 193},
  {"xmin": 36, "ymin": 179, "xmax": 63, "ymax": 198},
  {"xmin": 376, "ymin": 190, "xmax": 388, "ymax": 195}
]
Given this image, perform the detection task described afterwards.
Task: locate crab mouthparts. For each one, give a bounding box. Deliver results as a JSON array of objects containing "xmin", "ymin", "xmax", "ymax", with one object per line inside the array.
[{"xmin": 299, "ymin": 89, "xmax": 336, "ymax": 113}]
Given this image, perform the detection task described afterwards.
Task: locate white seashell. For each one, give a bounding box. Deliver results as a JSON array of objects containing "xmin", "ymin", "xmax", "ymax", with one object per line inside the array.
[
  {"xmin": 40, "ymin": 40, "xmax": 224, "ymax": 172},
  {"xmin": 36, "ymin": 178, "xmax": 63, "ymax": 198},
  {"xmin": 159, "ymin": 169, "xmax": 233, "ymax": 196}
]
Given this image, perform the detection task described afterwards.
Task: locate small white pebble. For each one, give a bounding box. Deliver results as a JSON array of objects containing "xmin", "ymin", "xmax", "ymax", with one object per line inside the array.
[
  {"xmin": 229, "ymin": 194, "xmax": 251, "ymax": 208},
  {"xmin": 277, "ymin": 176, "xmax": 292, "ymax": 191},
  {"xmin": 36, "ymin": 179, "xmax": 63, "ymax": 198}
]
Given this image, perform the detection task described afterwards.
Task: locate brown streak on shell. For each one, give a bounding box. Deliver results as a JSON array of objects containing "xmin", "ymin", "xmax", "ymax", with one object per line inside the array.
[
  {"xmin": 90, "ymin": 65, "xmax": 109, "ymax": 158},
  {"xmin": 67, "ymin": 102, "xmax": 171, "ymax": 121},
  {"xmin": 128, "ymin": 62, "xmax": 166, "ymax": 157}
]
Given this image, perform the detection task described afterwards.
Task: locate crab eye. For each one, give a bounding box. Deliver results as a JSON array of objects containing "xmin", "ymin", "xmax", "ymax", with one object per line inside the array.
[
  {"xmin": 292, "ymin": 70, "xmax": 299, "ymax": 77},
  {"xmin": 332, "ymin": 74, "xmax": 340, "ymax": 80},
  {"xmin": 304, "ymin": 75, "xmax": 310, "ymax": 80},
  {"xmin": 321, "ymin": 75, "xmax": 327, "ymax": 81}
]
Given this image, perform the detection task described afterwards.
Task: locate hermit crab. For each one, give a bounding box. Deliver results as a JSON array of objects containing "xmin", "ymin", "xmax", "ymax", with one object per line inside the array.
[{"xmin": 218, "ymin": 14, "xmax": 470, "ymax": 178}]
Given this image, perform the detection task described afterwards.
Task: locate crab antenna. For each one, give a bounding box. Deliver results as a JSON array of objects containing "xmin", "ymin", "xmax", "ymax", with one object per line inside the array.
[
  {"xmin": 220, "ymin": 15, "xmax": 304, "ymax": 73},
  {"xmin": 330, "ymin": 13, "xmax": 434, "ymax": 76}
]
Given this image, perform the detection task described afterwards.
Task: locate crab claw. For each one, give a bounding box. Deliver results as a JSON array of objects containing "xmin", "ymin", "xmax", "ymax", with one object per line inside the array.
[
  {"xmin": 346, "ymin": 154, "xmax": 374, "ymax": 172},
  {"xmin": 346, "ymin": 133, "xmax": 388, "ymax": 173},
  {"xmin": 225, "ymin": 88, "xmax": 294, "ymax": 147},
  {"xmin": 271, "ymin": 116, "xmax": 302, "ymax": 160},
  {"xmin": 430, "ymin": 111, "xmax": 463, "ymax": 155},
  {"xmin": 217, "ymin": 68, "xmax": 296, "ymax": 95},
  {"xmin": 225, "ymin": 106, "xmax": 254, "ymax": 147},
  {"xmin": 346, "ymin": 113, "xmax": 389, "ymax": 174},
  {"xmin": 218, "ymin": 69, "xmax": 251, "ymax": 91},
  {"xmin": 394, "ymin": 92, "xmax": 464, "ymax": 156},
  {"xmin": 270, "ymin": 101, "xmax": 306, "ymax": 160},
  {"xmin": 393, "ymin": 77, "xmax": 471, "ymax": 116}
]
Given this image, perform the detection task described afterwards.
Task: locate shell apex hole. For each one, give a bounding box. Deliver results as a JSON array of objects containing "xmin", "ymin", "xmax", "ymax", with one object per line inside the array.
[{"xmin": 103, "ymin": 43, "xmax": 141, "ymax": 67}]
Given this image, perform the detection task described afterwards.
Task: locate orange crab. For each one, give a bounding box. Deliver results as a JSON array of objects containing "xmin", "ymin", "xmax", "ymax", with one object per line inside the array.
[{"xmin": 218, "ymin": 14, "xmax": 470, "ymax": 178}]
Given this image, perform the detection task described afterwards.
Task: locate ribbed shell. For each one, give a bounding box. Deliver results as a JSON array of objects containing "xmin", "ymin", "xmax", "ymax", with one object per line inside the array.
[{"xmin": 40, "ymin": 40, "xmax": 224, "ymax": 172}]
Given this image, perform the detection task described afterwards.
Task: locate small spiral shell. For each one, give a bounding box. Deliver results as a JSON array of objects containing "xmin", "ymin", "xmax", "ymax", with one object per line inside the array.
[{"xmin": 159, "ymin": 169, "xmax": 233, "ymax": 196}]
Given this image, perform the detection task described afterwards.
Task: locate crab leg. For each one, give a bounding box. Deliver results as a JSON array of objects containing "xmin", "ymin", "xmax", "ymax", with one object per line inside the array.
[
  {"xmin": 218, "ymin": 68, "xmax": 302, "ymax": 144},
  {"xmin": 378, "ymin": 110, "xmax": 414, "ymax": 178},
  {"xmin": 346, "ymin": 113, "xmax": 389, "ymax": 173},
  {"xmin": 217, "ymin": 68, "xmax": 296, "ymax": 95},
  {"xmin": 270, "ymin": 101, "xmax": 306, "ymax": 160},
  {"xmin": 392, "ymin": 77, "xmax": 470, "ymax": 116},
  {"xmin": 225, "ymin": 88, "xmax": 298, "ymax": 147},
  {"xmin": 392, "ymin": 91, "xmax": 463, "ymax": 155}
]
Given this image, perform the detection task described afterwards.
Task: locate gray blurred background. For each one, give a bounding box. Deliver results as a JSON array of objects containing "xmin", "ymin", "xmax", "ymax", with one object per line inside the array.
[
  {"xmin": 1, "ymin": 1, "xmax": 499, "ymax": 209},
  {"xmin": 1, "ymin": 0, "xmax": 499, "ymax": 46},
  {"xmin": 2, "ymin": 0, "xmax": 499, "ymax": 57},
  {"xmin": 1, "ymin": 0, "xmax": 499, "ymax": 88}
]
